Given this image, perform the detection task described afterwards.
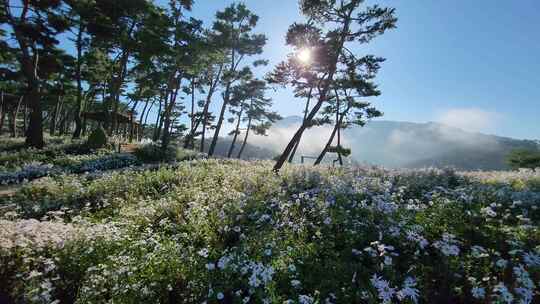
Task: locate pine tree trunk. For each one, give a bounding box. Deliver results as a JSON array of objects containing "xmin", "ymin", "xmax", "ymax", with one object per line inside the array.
[
  {"xmin": 0, "ymin": 111, "xmax": 5, "ymax": 136},
  {"xmin": 288, "ymin": 87, "xmax": 313, "ymax": 163},
  {"xmin": 199, "ymin": 66, "xmax": 223, "ymax": 153},
  {"xmin": 185, "ymin": 65, "xmax": 223, "ymax": 151},
  {"xmin": 209, "ymin": 50, "xmax": 235, "ymax": 157},
  {"xmin": 50, "ymin": 101, "xmax": 58, "ymax": 136},
  {"xmin": 0, "ymin": 96, "xmax": 5, "ymax": 135},
  {"xmin": 53, "ymin": 82, "xmax": 65, "ymax": 136},
  {"xmin": 109, "ymin": 21, "xmax": 135, "ymax": 136},
  {"xmin": 59, "ymin": 109, "xmax": 68, "ymax": 136},
  {"xmin": 198, "ymin": 89, "xmax": 216, "ymax": 152},
  {"xmin": 314, "ymin": 94, "xmax": 349, "ymax": 166},
  {"xmin": 237, "ymin": 116, "xmax": 252, "ymax": 159},
  {"xmin": 227, "ymin": 109, "xmax": 243, "ymax": 158},
  {"xmin": 9, "ymin": 110, "xmax": 16, "ymax": 138},
  {"xmin": 141, "ymin": 99, "xmax": 154, "ymax": 139},
  {"xmin": 108, "ymin": 51, "xmax": 129, "ymax": 136},
  {"xmin": 273, "ymin": 77, "xmax": 336, "ymax": 171},
  {"xmin": 139, "ymin": 98, "xmax": 150, "ymax": 126},
  {"xmin": 161, "ymin": 83, "xmax": 181, "ymax": 150},
  {"xmin": 273, "ymin": 9, "xmax": 353, "ymax": 172},
  {"xmin": 6, "ymin": 9, "xmax": 44, "ymax": 148},
  {"xmin": 208, "ymin": 78, "xmax": 232, "ymax": 156},
  {"xmin": 73, "ymin": 22, "xmax": 84, "ymax": 138},
  {"xmin": 337, "ymin": 120, "xmax": 343, "ymax": 166},
  {"xmin": 200, "ymin": 121, "xmax": 207, "ymax": 153},
  {"xmin": 182, "ymin": 85, "xmax": 211, "ymax": 150},
  {"xmin": 138, "ymin": 98, "xmax": 151, "ymax": 138},
  {"xmin": 153, "ymin": 94, "xmax": 165, "ymax": 141},
  {"xmin": 314, "ymin": 123, "xmax": 339, "ymax": 165},
  {"xmin": 335, "ymin": 89, "xmax": 343, "ymax": 166},
  {"xmin": 184, "ymin": 78, "xmax": 196, "ymax": 149},
  {"xmin": 81, "ymin": 93, "xmax": 93, "ymax": 136},
  {"xmin": 208, "ymin": 98, "xmax": 227, "ymax": 156},
  {"xmin": 0, "ymin": 91, "xmax": 4, "ymax": 135},
  {"xmin": 25, "ymin": 88, "xmax": 44, "ymax": 148},
  {"xmin": 157, "ymin": 99, "xmax": 167, "ymax": 139}
]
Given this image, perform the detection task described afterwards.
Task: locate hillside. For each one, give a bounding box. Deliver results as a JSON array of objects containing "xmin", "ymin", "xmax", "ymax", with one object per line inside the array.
[{"xmin": 243, "ymin": 117, "xmax": 539, "ymax": 170}]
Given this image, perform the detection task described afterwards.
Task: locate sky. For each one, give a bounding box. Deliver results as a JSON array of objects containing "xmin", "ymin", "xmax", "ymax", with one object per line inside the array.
[{"xmin": 184, "ymin": 0, "xmax": 540, "ymax": 140}]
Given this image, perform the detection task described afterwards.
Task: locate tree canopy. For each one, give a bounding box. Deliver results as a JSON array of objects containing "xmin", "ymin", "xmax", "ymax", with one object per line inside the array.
[{"xmin": 1, "ymin": 0, "xmax": 398, "ymax": 168}]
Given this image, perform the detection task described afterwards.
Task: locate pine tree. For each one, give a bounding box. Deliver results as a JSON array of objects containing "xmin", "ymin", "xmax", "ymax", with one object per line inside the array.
[
  {"xmin": 207, "ymin": 3, "xmax": 266, "ymax": 156},
  {"xmin": 271, "ymin": 0, "xmax": 396, "ymax": 171},
  {"xmin": 236, "ymin": 79, "xmax": 281, "ymax": 159},
  {"xmin": 1, "ymin": 0, "xmax": 71, "ymax": 147}
]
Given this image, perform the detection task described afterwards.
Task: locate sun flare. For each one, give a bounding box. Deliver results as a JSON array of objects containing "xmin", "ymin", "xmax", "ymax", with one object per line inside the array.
[{"xmin": 297, "ymin": 48, "xmax": 312, "ymax": 63}]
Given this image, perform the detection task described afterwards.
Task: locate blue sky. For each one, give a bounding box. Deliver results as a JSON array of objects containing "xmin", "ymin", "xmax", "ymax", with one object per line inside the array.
[{"xmin": 186, "ymin": 0, "xmax": 540, "ymax": 140}]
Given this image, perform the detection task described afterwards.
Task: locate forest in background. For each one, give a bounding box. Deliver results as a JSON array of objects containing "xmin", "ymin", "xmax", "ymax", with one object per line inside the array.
[{"xmin": 1, "ymin": 0, "xmax": 400, "ymax": 172}]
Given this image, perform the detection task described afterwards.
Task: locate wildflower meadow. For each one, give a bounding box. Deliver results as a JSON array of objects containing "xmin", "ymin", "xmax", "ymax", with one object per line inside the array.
[{"xmin": 1, "ymin": 157, "xmax": 539, "ymax": 303}]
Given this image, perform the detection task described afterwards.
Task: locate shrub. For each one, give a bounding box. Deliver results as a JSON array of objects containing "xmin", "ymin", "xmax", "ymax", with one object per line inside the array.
[
  {"xmin": 134, "ymin": 143, "xmax": 207, "ymax": 163},
  {"xmin": 0, "ymin": 137, "xmax": 26, "ymax": 152},
  {"xmin": 175, "ymin": 148, "xmax": 207, "ymax": 162},
  {"xmin": 506, "ymin": 148, "xmax": 540, "ymax": 169},
  {"xmin": 86, "ymin": 127, "xmax": 108, "ymax": 150},
  {"xmin": 134, "ymin": 143, "xmax": 178, "ymax": 163},
  {"xmin": 0, "ymin": 163, "xmax": 56, "ymax": 185}
]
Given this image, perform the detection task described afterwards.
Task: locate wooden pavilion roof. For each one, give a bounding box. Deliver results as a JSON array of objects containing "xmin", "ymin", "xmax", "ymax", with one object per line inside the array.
[{"xmin": 82, "ymin": 111, "xmax": 140, "ymax": 125}]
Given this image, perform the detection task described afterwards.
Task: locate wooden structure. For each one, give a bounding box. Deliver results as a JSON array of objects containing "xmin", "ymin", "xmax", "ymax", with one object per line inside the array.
[
  {"xmin": 301, "ymin": 155, "xmax": 344, "ymax": 166},
  {"xmin": 82, "ymin": 111, "xmax": 142, "ymax": 141}
]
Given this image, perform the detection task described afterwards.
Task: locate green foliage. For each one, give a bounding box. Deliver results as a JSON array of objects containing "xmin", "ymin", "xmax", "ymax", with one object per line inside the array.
[
  {"xmin": 269, "ymin": 0, "xmax": 397, "ymax": 171},
  {"xmin": 328, "ymin": 145, "xmax": 351, "ymax": 157},
  {"xmin": 0, "ymin": 137, "xmax": 95, "ymax": 170},
  {"xmin": 207, "ymin": 3, "xmax": 268, "ymax": 156},
  {"xmin": 134, "ymin": 143, "xmax": 177, "ymax": 163},
  {"xmin": 1, "ymin": 161, "xmax": 540, "ymax": 303},
  {"xmin": 134, "ymin": 143, "xmax": 205, "ymax": 163},
  {"xmin": 506, "ymin": 148, "xmax": 540, "ymax": 169},
  {"xmin": 86, "ymin": 127, "xmax": 108, "ymax": 150}
]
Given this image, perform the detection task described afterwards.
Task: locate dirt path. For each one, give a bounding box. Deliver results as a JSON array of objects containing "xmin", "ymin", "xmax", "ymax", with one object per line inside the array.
[{"xmin": 120, "ymin": 143, "xmax": 139, "ymax": 153}]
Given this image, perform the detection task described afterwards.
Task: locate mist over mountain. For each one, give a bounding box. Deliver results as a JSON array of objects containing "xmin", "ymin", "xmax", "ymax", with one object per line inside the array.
[
  {"xmin": 205, "ymin": 138, "xmax": 277, "ymax": 160},
  {"xmin": 235, "ymin": 116, "xmax": 539, "ymax": 170}
]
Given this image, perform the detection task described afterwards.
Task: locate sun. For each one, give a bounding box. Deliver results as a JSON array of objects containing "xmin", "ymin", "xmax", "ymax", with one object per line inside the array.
[{"xmin": 297, "ymin": 48, "xmax": 312, "ymax": 63}]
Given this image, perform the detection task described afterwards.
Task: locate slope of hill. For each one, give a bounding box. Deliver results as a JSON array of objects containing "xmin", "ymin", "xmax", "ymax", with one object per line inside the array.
[{"xmin": 243, "ymin": 117, "xmax": 539, "ymax": 170}]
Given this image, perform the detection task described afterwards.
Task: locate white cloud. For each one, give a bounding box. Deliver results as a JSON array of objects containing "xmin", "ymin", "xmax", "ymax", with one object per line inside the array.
[{"xmin": 436, "ymin": 108, "xmax": 501, "ymax": 133}]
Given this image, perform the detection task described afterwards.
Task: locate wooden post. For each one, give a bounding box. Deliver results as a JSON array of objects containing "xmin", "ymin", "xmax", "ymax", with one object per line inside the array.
[
  {"xmin": 122, "ymin": 122, "xmax": 128, "ymax": 139},
  {"xmin": 128, "ymin": 111, "xmax": 135, "ymax": 143}
]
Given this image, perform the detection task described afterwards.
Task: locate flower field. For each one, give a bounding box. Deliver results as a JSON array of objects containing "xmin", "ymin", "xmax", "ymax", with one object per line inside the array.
[
  {"xmin": 1, "ymin": 159, "xmax": 539, "ymax": 303},
  {"xmin": 0, "ymin": 138, "xmax": 204, "ymax": 186}
]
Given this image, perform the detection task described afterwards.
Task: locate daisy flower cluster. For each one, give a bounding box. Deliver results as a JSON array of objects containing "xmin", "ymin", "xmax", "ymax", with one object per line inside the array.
[{"xmin": 0, "ymin": 159, "xmax": 539, "ymax": 303}]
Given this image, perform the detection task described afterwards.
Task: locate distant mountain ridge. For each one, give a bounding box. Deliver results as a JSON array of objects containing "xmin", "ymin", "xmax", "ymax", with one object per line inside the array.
[
  {"xmin": 234, "ymin": 116, "xmax": 538, "ymax": 170},
  {"xmin": 349, "ymin": 120, "xmax": 538, "ymax": 170}
]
